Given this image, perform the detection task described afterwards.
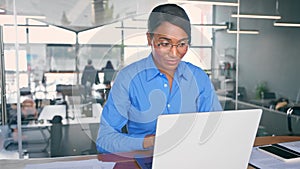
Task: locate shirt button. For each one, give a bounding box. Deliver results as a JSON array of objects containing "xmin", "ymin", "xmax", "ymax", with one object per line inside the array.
[
  {"xmin": 164, "ymin": 83, "xmax": 168, "ymax": 88},
  {"xmin": 167, "ymin": 104, "xmax": 171, "ymax": 108},
  {"xmin": 159, "ymin": 73, "xmax": 163, "ymax": 76}
]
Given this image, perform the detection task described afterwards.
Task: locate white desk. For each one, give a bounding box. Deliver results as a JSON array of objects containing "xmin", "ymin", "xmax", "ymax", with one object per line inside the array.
[
  {"xmin": 0, "ymin": 155, "xmax": 97, "ymax": 169},
  {"xmin": 37, "ymin": 104, "xmax": 102, "ymax": 125},
  {"xmin": 38, "ymin": 105, "xmax": 66, "ymax": 122}
]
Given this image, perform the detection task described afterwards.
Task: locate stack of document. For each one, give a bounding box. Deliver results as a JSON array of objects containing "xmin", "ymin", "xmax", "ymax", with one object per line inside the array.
[
  {"xmin": 249, "ymin": 141, "xmax": 300, "ymax": 169},
  {"xmin": 23, "ymin": 159, "xmax": 115, "ymax": 169}
]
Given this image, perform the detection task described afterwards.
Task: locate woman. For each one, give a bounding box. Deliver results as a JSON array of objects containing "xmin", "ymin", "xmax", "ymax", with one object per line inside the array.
[{"xmin": 96, "ymin": 3, "xmax": 222, "ymax": 153}]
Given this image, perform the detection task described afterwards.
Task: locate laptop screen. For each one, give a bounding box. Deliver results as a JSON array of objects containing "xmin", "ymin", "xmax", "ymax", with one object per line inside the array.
[{"xmin": 151, "ymin": 109, "xmax": 262, "ymax": 169}]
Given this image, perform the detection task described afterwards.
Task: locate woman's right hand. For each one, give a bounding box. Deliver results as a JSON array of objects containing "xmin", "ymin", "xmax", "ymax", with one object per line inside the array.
[{"xmin": 143, "ymin": 134, "xmax": 155, "ymax": 149}]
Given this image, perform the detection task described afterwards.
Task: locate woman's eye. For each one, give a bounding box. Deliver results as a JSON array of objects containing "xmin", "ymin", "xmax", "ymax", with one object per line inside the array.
[
  {"xmin": 178, "ymin": 43, "xmax": 186, "ymax": 47},
  {"xmin": 159, "ymin": 42, "xmax": 170, "ymax": 47}
]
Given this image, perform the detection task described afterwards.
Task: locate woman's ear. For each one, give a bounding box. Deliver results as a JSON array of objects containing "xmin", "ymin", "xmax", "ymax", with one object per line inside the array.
[{"xmin": 146, "ymin": 32, "xmax": 152, "ymax": 46}]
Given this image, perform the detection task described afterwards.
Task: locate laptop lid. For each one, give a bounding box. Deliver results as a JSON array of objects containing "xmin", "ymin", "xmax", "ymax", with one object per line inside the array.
[{"xmin": 152, "ymin": 109, "xmax": 262, "ymax": 169}]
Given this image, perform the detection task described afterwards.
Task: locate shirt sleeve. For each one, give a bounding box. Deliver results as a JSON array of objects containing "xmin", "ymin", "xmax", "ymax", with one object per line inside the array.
[
  {"xmin": 96, "ymin": 115, "xmax": 145, "ymax": 153},
  {"xmin": 209, "ymin": 84, "xmax": 223, "ymax": 111},
  {"xmin": 96, "ymin": 70, "xmax": 145, "ymax": 153},
  {"xmin": 197, "ymin": 73, "xmax": 223, "ymax": 112}
]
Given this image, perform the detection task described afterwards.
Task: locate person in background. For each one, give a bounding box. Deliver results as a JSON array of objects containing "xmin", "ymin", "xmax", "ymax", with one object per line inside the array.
[
  {"xmin": 21, "ymin": 98, "xmax": 38, "ymax": 120},
  {"xmin": 101, "ymin": 60, "xmax": 115, "ymax": 87},
  {"xmin": 42, "ymin": 73, "xmax": 47, "ymax": 87},
  {"xmin": 100, "ymin": 60, "xmax": 115, "ymax": 100},
  {"xmin": 81, "ymin": 59, "xmax": 100, "ymax": 97},
  {"xmin": 96, "ymin": 3, "xmax": 222, "ymax": 153},
  {"xmin": 8, "ymin": 98, "xmax": 38, "ymax": 126}
]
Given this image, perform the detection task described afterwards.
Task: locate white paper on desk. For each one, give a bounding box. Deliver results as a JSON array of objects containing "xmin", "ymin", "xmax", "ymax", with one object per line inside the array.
[
  {"xmin": 278, "ymin": 140, "xmax": 300, "ymax": 153},
  {"xmin": 249, "ymin": 147, "xmax": 300, "ymax": 169},
  {"xmin": 23, "ymin": 159, "xmax": 115, "ymax": 169}
]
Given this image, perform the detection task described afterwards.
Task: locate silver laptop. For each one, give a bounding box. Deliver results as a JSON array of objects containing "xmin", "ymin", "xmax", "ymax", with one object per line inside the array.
[{"xmin": 151, "ymin": 109, "xmax": 262, "ymax": 169}]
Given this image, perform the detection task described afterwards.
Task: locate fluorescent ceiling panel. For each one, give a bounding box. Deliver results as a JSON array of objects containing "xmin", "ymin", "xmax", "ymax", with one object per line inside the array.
[
  {"xmin": 231, "ymin": 14, "xmax": 281, "ymax": 20},
  {"xmin": 169, "ymin": 0, "xmax": 239, "ymax": 6},
  {"xmin": 227, "ymin": 29, "xmax": 259, "ymax": 34},
  {"xmin": 193, "ymin": 24, "xmax": 227, "ymax": 29},
  {"xmin": 274, "ymin": 22, "xmax": 300, "ymax": 27}
]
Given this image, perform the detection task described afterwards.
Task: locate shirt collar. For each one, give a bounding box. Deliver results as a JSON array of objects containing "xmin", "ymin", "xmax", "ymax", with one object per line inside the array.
[
  {"xmin": 175, "ymin": 61, "xmax": 190, "ymax": 81},
  {"xmin": 145, "ymin": 53, "xmax": 160, "ymax": 81},
  {"xmin": 145, "ymin": 53, "xmax": 190, "ymax": 81}
]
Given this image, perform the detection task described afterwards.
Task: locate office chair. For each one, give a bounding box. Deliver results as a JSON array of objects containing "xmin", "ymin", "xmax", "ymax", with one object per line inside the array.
[
  {"xmin": 50, "ymin": 115, "xmax": 63, "ymax": 157},
  {"xmin": 287, "ymin": 106, "xmax": 300, "ymax": 136}
]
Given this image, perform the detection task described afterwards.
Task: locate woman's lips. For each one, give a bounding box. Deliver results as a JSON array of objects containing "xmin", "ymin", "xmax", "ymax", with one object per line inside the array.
[{"xmin": 167, "ymin": 59, "xmax": 179, "ymax": 65}]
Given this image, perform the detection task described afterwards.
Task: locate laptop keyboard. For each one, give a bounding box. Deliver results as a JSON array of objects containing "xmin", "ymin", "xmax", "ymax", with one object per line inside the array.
[
  {"xmin": 135, "ymin": 156, "xmax": 153, "ymax": 169},
  {"xmin": 144, "ymin": 162, "xmax": 152, "ymax": 169}
]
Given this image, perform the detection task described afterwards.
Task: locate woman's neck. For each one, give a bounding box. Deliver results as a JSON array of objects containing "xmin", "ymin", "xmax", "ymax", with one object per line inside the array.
[{"xmin": 159, "ymin": 69, "xmax": 174, "ymax": 91}]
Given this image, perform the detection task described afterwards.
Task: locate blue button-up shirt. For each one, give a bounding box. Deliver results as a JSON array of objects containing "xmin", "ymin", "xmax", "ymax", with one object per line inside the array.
[{"xmin": 96, "ymin": 54, "xmax": 222, "ymax": 153}]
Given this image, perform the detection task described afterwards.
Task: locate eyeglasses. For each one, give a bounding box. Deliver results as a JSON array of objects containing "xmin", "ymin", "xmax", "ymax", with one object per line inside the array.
[{"xmin": 155, "ymin": 40, "xmax": 189, "ymax": 53}]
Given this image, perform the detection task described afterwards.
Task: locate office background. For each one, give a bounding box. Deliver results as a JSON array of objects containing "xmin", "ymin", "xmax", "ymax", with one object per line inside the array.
[
  {"xmin": 0, "ymin": 0, "xmax": 300, "ymax": 159},
  {"xmin": 215, "ymin": 0, "xmax": 300, "ymax": 100}
]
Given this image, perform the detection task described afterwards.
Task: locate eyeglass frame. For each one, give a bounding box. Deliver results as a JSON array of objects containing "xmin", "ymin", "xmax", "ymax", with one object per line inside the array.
[{"xmin": 149, "ymin": 33, "xmax": 190, "ymax": 53}]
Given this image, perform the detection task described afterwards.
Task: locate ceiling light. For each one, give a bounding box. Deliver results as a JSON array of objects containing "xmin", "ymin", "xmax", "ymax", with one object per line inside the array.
[
  {"xmin": 193, "ymin": 24, "xmax": 228, "ymax": 29},
  {"xmin": 227, "ymin": 29, "xmax": 259, "ymax": 34},
  {"xmin": 231, "ymin": 14, "xmax": 281, "ymax": 20},
  {"xmin": 115, "ymin": 26, "xmax": 147, "ymax": 30},
  {"xmin": 0, "ymin": 14, "xmax": 46, "ymax": 19},
  {"xmin": 274, "ymin": 22, "xmax": 300, "ymax": 27},
  {"xmin": 168, "ymin": 0, "xmax": 239, "ymax": 6},
  {"xmin": 3, "ymin": 24, "xmax": 49, "ymax": 27},
  {"xmin": 0, "ymin": 15, "xmax": 46, "ymax": 25}
]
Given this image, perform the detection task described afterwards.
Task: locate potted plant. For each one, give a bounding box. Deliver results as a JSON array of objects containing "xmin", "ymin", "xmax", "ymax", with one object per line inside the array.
[{"xmin": 256, "ymin": 82, "xmax": 268, "ymax": 99}]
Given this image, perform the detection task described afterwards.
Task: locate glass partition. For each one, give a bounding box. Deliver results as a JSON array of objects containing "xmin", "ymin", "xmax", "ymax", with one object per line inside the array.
[
  {"xmin": 215, "ymin": 0, "xmax": 300, "ymax": 137},
  {"xmin": 0, "ymin": 0, "xmax": 241, "ymax": 158}
]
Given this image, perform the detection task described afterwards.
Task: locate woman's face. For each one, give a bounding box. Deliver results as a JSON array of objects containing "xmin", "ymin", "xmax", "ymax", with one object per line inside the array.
[{"xmin": 147, "ymin": 22, "xmax": 189, "ymax": 76}]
